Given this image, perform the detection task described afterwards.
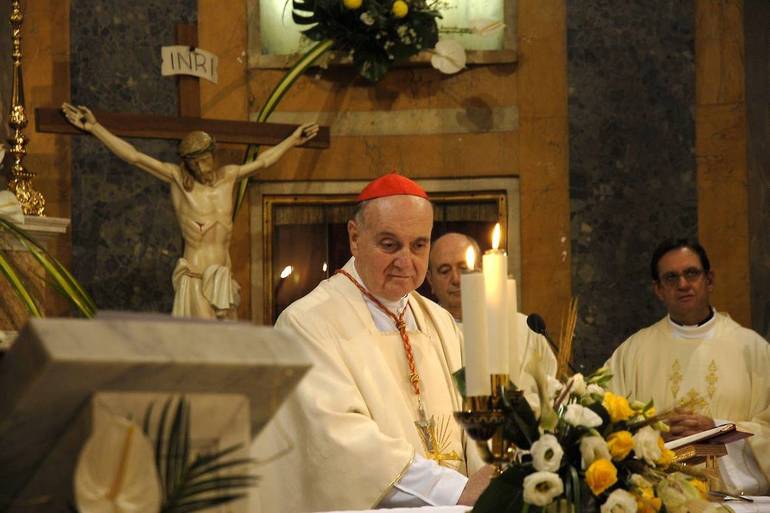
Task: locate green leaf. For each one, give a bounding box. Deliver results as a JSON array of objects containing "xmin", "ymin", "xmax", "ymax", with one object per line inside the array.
[
  {"xmin": 0, "ymin": 250, "xmax": 42, "ymax": 317},
  {"xmin": 0, "ymin": 217, "xmax": 96, "ymax": 316},
  {"xmin": 155, "ymin": 398, "xmax": 173, "ymax": 494},
  {"xmin": 452, "ymin": 367, "xmax": 467, "ymax": 398},
  {"xmin": 472, "ymin": 465, "xmax": 527, "ymax": 513},
  {"xmin": 569, "ymin": 465, "xmax": 582, "ymax": 513},
  {"xmin": 187, "ymin": 457, "xmax": 254, "ymax": 481},
  {"xmin": 233, "ymin": 38, "xmax": 335, "ymax": 219}
]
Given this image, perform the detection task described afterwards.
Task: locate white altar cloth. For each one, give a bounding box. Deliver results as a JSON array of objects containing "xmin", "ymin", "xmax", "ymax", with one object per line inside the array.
[{"xmin": 723, "ymin": 496, "xmax": 770, "ymax": 512}]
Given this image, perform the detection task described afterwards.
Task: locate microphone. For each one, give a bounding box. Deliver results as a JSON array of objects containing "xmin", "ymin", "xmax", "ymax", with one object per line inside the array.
[{"xmin": 526, "ymin": 313, "xmax": 575, "ymax": 372}]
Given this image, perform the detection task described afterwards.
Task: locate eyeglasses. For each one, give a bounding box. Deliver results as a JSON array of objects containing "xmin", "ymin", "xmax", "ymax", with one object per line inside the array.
[{"xmin": 659, "ymin": 268, "xmax": 705, "ymax": 287}]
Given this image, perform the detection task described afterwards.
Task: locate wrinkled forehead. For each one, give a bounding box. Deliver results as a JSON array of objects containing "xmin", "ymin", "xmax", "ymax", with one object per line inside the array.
[
  {"xmin": 362, "ymin": 195, "xmax": 432, "ymax": 221},
  {"xmin": 430, "ymin": 235, "xmax": 471, "ymax": 265},
  {"xmin": 658, "ymin": 247, "xmax": 703, "ymax": 272}
]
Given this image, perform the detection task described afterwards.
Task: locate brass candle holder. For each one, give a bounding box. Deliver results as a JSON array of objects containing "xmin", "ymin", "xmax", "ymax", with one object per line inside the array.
[
  {"xmin": 454, "ymin": 373, "xmax": 513, "ymax": 473},
  {"xmin": 6, "ymin": 0, "xmax": 45, "ymax": 215}
]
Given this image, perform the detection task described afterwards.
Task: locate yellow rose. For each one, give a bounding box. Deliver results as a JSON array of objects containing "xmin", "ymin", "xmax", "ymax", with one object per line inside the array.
[
  {"xmin": 655, "ymin": 436, "xmax": 676, "ymax": 467},
  {"xmin": 585, "ymin": 458, "xmax": 617, "ymax": 496},
  {"xmin": 606, "ymin": 431, "xmax": 634, "ymax": 460},
  {"xmin": 635, "ymin": 487, "xmax": 662, "ymax": 513},
  {"xmin": 391, "ymin": 0, "xmax": 408, "ymax": 18},
  {"xmin": 602, "ymin": 391, "xmax": 635, "ymax": 422},
  {"xmin": 342, "ymin": 0, "xmax": 362, "ymax": 9},
  {"xmin": 691, "ymin": 479, "xmax": 708, "ymax": 498}
]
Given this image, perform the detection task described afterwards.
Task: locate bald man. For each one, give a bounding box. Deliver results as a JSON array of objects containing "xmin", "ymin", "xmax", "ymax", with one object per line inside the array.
[{"xmin": 426, "ymin": 232, "xmax": 480, "ymax": 322}]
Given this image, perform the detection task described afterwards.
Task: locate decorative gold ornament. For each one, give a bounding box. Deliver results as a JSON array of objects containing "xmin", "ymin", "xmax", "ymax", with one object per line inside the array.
[{"xmin": 6, "ymin": 0, "xmax": 45, "ymax": 216}]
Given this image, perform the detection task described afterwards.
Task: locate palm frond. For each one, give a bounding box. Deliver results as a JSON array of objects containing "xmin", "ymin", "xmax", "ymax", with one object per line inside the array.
[
  {"xmin": 0, "ymin": 249, "xmax": 42, "ymax": 316},
  {"xmin": 0, "ymin": 216, "xmax": 96, "ymax": 317},
  {"xmin": 233, "ymin": 38, "xmax": 335, "ymax": 218},
  {"xmin": 144, "ymin": 396, "xmax": 257, "ymax": 513}
]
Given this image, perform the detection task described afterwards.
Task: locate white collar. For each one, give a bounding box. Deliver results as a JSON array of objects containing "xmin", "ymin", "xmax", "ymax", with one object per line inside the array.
[
  {"xmin": 667, "ymin": 308, "xmax": 717, "ymax": 340},
  {"xmin": 348, "ymin": 257, "xmax": 410, "ymax": 317}
]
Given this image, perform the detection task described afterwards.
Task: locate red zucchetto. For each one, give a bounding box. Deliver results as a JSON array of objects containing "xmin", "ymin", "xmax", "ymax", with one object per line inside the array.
[{"xmin": 356, "ymin": 172, "xmax": 429, "ymax": 202}]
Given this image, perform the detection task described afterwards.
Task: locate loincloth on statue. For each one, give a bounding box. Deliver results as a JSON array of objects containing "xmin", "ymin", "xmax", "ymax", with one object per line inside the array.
[{"xmin": 171, "ymin": 258, "xmax": 241, "ymax": 318}]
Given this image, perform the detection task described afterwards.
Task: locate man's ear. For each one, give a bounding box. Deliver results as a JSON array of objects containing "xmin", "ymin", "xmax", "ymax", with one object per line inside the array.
[
  {"xmin": 653, "ymin": 280, "xmax": 665, "ymax": 302},
  {"xmin": 705, "ymin": 270, "xmax": 715, "ymax": 291},
  {"xmin": 348, "ymin": 219, "xmax": 359, "ymax": 257}
]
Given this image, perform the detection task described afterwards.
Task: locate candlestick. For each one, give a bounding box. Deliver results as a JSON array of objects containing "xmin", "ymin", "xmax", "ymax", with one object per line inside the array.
[
  {"xmin": 461, "ymin": 246, "xmax": 489, "ymax": 396},
  {"xmin": 483, "ymin": 224, "xmax": 509, "ymax": 374}
]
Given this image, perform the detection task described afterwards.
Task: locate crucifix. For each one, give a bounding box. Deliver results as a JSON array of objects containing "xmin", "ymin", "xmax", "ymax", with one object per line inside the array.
[{"xmin": 35, "ymin": 23, "xmax": 330, "ymax": 321}]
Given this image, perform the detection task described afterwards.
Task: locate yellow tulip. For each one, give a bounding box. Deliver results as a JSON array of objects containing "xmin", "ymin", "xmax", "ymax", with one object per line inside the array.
[
  {"xmin": 606, "ymin": 431, "xmax": 634, "ymax": 460},
  {"xmin": 585, "ymin": 458, "xmax": 617, "ymax": 496},
  {"xmin": 602, "ymin": 391, "xmax": 635, "ymax": 422},
  {"xmin": 392, "ymin": 0, "xmax": 408, "ymax": 18},
  {"xmin": 343, "ymin": 0, "xmax": 363, "ymax": 9}
]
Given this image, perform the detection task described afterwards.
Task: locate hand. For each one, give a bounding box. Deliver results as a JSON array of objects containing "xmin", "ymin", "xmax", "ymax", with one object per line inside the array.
[
  {"xmin": 663, "ymin": 408, "xmax": 715, "ymax": 440},
  {"xmin": 292, "ymin": 122, "xmax": 319, "ymax": 145},
  {"xmin": 457, "ymin": 465, "xmax": 495, "ymax": 506},
  {"xmin": 62, "ymin": 102, "xmax": 96, "ymax": 131}
]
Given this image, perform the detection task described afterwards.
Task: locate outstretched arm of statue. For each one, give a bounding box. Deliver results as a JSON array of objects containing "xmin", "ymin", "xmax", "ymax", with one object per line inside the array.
[
  {"xmin": 61, "ymin": 103, "xmax": 176, "ymax": 183},
  {"xmin": 235, "ymin": 122, "xmax": 319, "ymax": 179}
]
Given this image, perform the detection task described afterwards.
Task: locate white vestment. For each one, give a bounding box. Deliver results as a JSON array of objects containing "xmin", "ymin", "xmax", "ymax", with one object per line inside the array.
[
  {"xmin": 606, "ymin": 312, "xmax": 770, "ymax": 494},
  {"xmin": 253, "ymin": 260, "xmax": 476, "ymax": 513}
]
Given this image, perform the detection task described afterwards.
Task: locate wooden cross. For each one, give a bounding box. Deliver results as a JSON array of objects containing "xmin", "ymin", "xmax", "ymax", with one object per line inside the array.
[{"xmin": 35, "ymin": 23, "xmax": 329, "ymax": 149}]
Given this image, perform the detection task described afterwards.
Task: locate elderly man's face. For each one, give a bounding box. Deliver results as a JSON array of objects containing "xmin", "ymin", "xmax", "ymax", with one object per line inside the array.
[
  {"xmin": 653, "ymin": 247, "xmax": 714, "ymax": 325},
  {"xmin": 426, "ymin": 233, "xmax": 470, "ymax": 319},
  {"xmin": 348, "ymin": 195, "xmax": 433, "ymax": 301}
]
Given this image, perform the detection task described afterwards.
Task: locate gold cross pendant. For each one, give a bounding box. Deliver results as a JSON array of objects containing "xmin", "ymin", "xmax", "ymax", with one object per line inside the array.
[{"xmin": 415, "ymin": 404, "xmax": 461, "ymax": 467}]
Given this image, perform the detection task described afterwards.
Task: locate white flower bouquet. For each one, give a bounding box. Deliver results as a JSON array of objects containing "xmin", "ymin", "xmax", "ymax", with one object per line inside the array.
[{"xmin": 459, "ymin": 367, "xmax": 728, "ymax": 513}]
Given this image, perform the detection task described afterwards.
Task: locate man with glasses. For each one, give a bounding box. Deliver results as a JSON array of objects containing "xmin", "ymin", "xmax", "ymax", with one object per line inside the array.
[{"xmin": 606, "ymin": 239, "xmax": 770, "ymax": 495}]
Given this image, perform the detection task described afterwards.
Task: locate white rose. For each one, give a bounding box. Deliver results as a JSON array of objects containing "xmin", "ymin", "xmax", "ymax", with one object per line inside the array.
[
  {"xmin": 587, "ymin": 383, "xmax": 605, "ymax": 396},
  {"xmin": 530, "ymin": 434, "xmax": 564, "ymax": 472},
  {"xmin": 564, "ymin": 403, "xmax": 603, "ymax": 428},
  {"xmin": 632, "ymin": 426, "xmax": 661, "ymax": 466},
  {"xmin": 629, "ymin": 473, "xmax": 652, "ymax": 490},
  {"xmin": 570, "ymin": 373, "xmax": 587, "ymax": 396},
  {"xmin": 523, "ymin": 471, "xmax": 564, "ymax": 506},
  {"xmin": 579, "ymin": 435, "xmax": 611, "ymax": 468},
  {"xmin": 600, "ymin": 489, "xmax": 638, "ymax": 513}
]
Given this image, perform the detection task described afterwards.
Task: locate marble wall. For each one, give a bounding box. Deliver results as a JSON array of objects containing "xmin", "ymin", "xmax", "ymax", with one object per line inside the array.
[
  {"xmin": 567, "ymin": 2, "xmax": 696, "ymax": 371},
  {"xmin": 70, "ymin": 0, "xmax": 195, "ymax": 312}
]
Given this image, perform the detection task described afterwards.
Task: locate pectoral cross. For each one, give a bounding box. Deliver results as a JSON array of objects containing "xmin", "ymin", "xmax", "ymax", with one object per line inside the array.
[{"xmin": 415, "ymin": 401, "xmax": 461, "ymax": 467}]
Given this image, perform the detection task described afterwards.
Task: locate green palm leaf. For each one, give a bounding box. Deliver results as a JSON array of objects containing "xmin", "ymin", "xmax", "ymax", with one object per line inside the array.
[
  {"xmin": 233, "ymin": 38, "xmax": 335, "ymax": 219},
  {"xmin": 0, "ymin": 250, "xmax": 42, "ymax": 316},
  {"xmin": 0, "ymin": 216, "xmax": 96, "ymax": 317},
  {"xmin": 144, "ymin": 397, "xmax": 257, "ymax": 513}
]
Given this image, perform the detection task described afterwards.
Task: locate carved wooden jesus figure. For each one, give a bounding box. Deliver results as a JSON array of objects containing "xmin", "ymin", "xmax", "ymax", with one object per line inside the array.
[{"xmin": 62, "ymin": 102, "xmax": 319, "ymax": 320}]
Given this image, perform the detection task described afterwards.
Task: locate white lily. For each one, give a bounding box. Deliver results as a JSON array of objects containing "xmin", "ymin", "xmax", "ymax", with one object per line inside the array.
[
  {"xmin": 468, "ymin": 18, "xmax": 506, "ymax": 36},
  {"xmin": 564, "ymin": 403, "xmax": 603, "ymax": 428},
  {"xmin": 74, "ymin": 410, "xmax": 161, "ymax": 513},
  {"xmin": 430, "ymin": 39, "xmax": 466, "ymax": 74}
]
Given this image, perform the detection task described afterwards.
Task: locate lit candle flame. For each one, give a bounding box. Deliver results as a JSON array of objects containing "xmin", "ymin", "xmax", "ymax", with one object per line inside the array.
[
  {"xmin": 491, "ymin": 223, "xmax": 501, "ymax": 250},
  {"xmin": 280, "ymin": 265, "xmax": 293, "ymax": 279},
  {"xmin": 465, "ymin": 246, "xmax": 476, "ymax": 271},
  {"xmin": 322, "ymin": 262, "xmax": 328, "ymax": 272}
]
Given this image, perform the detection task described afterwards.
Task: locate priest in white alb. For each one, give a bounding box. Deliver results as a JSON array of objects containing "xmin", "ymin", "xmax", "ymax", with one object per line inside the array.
[
  {"xmin": 253, "ymin": 173, "xmax": 494, "ymax": 513},
  {"xmin": 606, "ymin": 239, "xmax": 770, "ymax": 495}
]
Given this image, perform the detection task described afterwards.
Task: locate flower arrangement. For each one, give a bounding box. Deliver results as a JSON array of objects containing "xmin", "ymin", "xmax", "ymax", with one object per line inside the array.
[
  {"xmin": 467, "ymin": 367, "xmax": 729, "ymax": 513},
  {"xmin": 291, "ymin": 0, "xmax": 444, "ymax": 81}
]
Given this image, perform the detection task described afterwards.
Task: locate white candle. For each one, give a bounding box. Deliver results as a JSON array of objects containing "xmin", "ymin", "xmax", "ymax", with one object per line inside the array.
[
  {"xmin": 483, "ymin": 224, "xmax": 509, "ymax": 375},
  {"xmin": 460, "ymin": 246, "xmax": 490, "ymax": 396},
  {"xmin": 507, "ymin": 277, "xmax": 520, "ymax": 382}
]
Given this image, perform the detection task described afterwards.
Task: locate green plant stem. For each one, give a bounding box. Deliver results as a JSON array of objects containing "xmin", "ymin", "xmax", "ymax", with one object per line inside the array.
[{"xmin": 233, "ymin": 38, "xmax": 335, "ymax": 219}]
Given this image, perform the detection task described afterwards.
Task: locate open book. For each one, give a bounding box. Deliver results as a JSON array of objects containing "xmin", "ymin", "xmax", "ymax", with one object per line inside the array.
[{"xmin": 664, "ymin": 423, "xmax": 752, "ymax": 450}]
